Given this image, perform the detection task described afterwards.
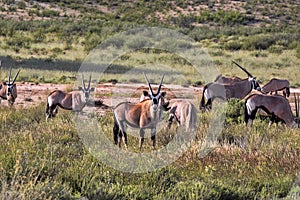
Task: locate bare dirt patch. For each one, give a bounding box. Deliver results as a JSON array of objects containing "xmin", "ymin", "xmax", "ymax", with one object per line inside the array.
[{"xmin": 2, "ymin": 82, "xmax": 300, "ymax": 115}]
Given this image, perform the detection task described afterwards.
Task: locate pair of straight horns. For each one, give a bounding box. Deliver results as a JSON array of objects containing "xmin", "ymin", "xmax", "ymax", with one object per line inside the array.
[
  {"xmin": 8, "ymin": 66, "xmax": 21, "ymax": 85},
  {"xmin": 143, "ymin": 72, "xmax": 164, "ymax": 96}
]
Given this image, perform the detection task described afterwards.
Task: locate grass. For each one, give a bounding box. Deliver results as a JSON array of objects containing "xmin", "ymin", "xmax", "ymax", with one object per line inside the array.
[
  {"xmin": 0, "ymin": 1, "xmax": 300, "ymax": 199},
  {"xmin": 1, "ymin": 47, "xmax": 299, "ymax": 86},
  {"xmin": 0, "ymin": 102, "xmax": 300, "ymax": 199}
]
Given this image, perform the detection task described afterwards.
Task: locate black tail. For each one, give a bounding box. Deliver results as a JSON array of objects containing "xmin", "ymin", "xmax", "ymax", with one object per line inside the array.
[
  {"xmin": 286, "ymin": 87, "xmax": 290, "ymax": 98},
  {"xmin": 199, "ymin": 85, "xmax": 208, "ymax": 111},
  {"xmin": 113, "ymin": 114, "xmax": 119, "ymax": 145}
]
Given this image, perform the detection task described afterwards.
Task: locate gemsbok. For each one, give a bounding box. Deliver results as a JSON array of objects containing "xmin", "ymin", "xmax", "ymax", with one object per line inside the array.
[
  {"xmin": 0, "ymin": 66, "xmax": 21, "ymax": 105},
  {"xmin": 113, "ymin": 73, "xmax": 170, "ymax": 151},
  {"xmin": 261, "ymin": 78, "xmax": 290, "ymax": 98},
  {"xmin": 167, "ymin": 100, "xmax": 198, "ymax": 131},
  {"xmin": 244, "ymin": 93, "xmax": 299, "ymax": 128},
  {"xmin": 200, "ymin": 61, "xmax": 261, "ymax": 111},
  {"xmin": 214, "ymin": 74, "xmax": 242, "ymax": 84},
  {"xmin": 46, "ymin": 74, "xmax": 95, "ymax": 121}
]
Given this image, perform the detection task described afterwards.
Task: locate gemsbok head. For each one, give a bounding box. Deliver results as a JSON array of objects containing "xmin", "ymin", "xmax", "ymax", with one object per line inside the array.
[
  {"xmin": 167, "ymin": 100, "xmax": 198, "ymax": 131},
  {"xmin": 46, "ymin": 74, "xmax": 95, "ymax": 121},
  {"xmin": 113, "ymin": 73, "xmax": 170, "ymax": 151},
  {"xmin": 244, "ymin": 93, "xmax": 299, "ymax": 128},
  {"xmin": 261, "ymin": 78, "xmax": 290, "ymax": 98},
  {"xmin": 0, "ymin": 66, "xmax": 21, "ymax": 105},
  {"xmin": 199, "ymin": 61, "xmax": 261, "ymax": 111}
]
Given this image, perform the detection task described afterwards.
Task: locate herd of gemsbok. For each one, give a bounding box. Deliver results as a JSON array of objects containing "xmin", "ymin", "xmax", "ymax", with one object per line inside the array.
[{"xmin": 0, "ymin": 61, "xmax": 298, "ymax": 151}]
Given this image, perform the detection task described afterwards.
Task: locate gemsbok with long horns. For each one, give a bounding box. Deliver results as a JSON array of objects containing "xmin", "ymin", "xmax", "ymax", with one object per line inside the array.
[
  {"xmin": 200, "ymin": 61, "xmax": 261, "ymax": 111},
  {"xmin": 0, "ymin": 66, "xmax": 21, "ymax": 105},
  {"xmin": 261, "ymin": 78, "xmax": 290, "ymax": 98},
  {"xmin": 113, "ymin": 73, "xmax": 170, "ymax": 151},
  {"xmin": 167, "ymin": 100, "xmax": 198, "ymax": 131},
  {"xmin": 244, "ymin": 93, "xmax": 299, "ymax": 128},
  {"xmin": 46, "ymin": 74, "xmax": 95, "ymax": 121}
]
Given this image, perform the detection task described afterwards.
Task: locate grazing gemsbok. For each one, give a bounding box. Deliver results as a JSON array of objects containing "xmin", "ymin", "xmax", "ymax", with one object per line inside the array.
[
  {"xmin": 46, "ymin": 75, "xmax": 95, "ymax": 121},
  {"xmin": 200, "ymin": 61, "xmax": 261, "ymax": 111},
  {"xmin": 113, "ymin": 73, "xmax": 170, "ymax": 151},
  {"xmin": 261, "ymin": 78, "xmax": 290, "ymax": 98},
  {"xmin": 214, "ymin": 74, "xmax": 242, "ymax": 84},
  {"xmin": 167, "ymin": 100, "xmax": 198, "ymax": 131},
  {"xmin": 0, "ymin": 66, "xmax": 21, "ymax": 105},
  {"xmin": 244, "ymin": 93, "xmax": 299, "ymax": 128}
]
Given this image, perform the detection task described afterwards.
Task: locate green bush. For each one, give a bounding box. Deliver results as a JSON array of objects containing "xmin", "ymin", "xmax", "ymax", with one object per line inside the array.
[
  {"xmin": 225, "ymin": 98, "xmax": 244, "ymax": 125},
  {"xmin": 39, "ymin": 9, "xmax": 60, "ymax": 17},
  {"xmin": 224, "ymin": 41, "xmax": 243, "ymax": 51},
  {"xmin": 268, "ymin": 45, "xmax": 284, "ymax": 54},
  {"xmin": 242, "ymin": 35, "xmax": 276, "ymax": 50}
]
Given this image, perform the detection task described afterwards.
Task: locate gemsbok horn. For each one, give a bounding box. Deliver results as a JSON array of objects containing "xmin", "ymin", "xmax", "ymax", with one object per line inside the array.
[
  {"xmin": 200, "ymin": 61, "xmax": 261, "ymax": 111},
  {"xmin": 244, "ymin": 93, "xmax": 299, "ymax": 128},
  {"xmin": 167, "ymin": 100, "xmax": 198, "ymax": 131},
  {"xmin": 46, "ymin": 74, "xmax": 95, "ymax": 121},
  {"xmin": 112, "ymin": 73, "xmax": 170, "ymax": 151},
  {"xmin": 0, "ymin": 66, "xmax": 21, "ymax": 105},
  {"xmin": 261, "ymin": 78, "xmax": 290, "ymax": 98}
]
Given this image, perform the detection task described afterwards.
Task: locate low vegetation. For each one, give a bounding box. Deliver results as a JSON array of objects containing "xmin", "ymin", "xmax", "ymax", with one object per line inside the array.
[
  {"xmin": 0, "ymin": 102, "xmax": 299, "ymax": 199},
  {"xmin": 0, "ymin": 0, "xmax": 300, "ymax": 199}
]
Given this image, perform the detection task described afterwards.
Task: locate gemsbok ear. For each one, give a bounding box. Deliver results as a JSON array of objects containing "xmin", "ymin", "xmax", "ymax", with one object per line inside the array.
[
  {"xmin": 78, "ymin": 86, "xmax": 83, "ymax": 90},
  {"xmin": 161, "ymin": 91, "xmax": 166, "ymax": 97},
  {"xmin": 90, "ymin": 88, "xmax": 95, "ymax": 92},
  {"xmin": 143, "ymin": 90, "xmax": 149, "ymax": 97}
]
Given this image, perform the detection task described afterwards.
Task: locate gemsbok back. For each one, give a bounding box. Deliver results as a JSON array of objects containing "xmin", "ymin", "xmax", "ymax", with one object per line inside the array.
[
  {"xmin": 113, "ymin": 73, "xmax": 170, "ymax": 151},
  {"xmin": 244, "ymin": 93, "xmax": 299, "ymax": 128},
  {"xmin": 200, "ymin": 61, "xmax": 261, "ymax": 111},
  {"xmin": 46, "ymin": 74, "xmax": 95, "ymax": 121},
  {"xmin": 214, "ymin": 74, "xmax": 242, "ymax": 84},
  {"xmin": 167, "ymin": 100, "xmax": 198, "ymax": 131},
  {"xmin": 0, "ymin": 66, "xmax": 21, "ymax": 105},
  {"xmin": 261, "ymin": 78, "xmax": 290, "ymax": 98}
]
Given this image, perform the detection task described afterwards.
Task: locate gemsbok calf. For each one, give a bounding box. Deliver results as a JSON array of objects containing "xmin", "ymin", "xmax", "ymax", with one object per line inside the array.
[
  {"xmin": 261, "ymin": 78, "xmax": 290, "ymax": 98},
  {"xmin": 167, "ymin": 100, "xmax": 198, "ymax": 131},
  {"xmin": 0, "ymin": 66, "xmax": 21, "ymax": 105},
  {"xmin": 200, "ymin": 61, "xmax": 261, "ymax": 111},
  {"xmin": 113, "ymin": 73, "xmax": 170, "ymax": 151},
  {"xmin": 46, "ymin": 75, "xmax": 95, "ymax": 121},
  {"xmin": 244, "ymin": 93, "xmax": 299, "ymax": 128}
]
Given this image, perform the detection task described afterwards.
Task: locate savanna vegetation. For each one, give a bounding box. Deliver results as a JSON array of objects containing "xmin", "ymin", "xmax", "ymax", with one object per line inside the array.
[{"xmin": 0, "ymin": 0, "xmax": 300, "ymax": 199}]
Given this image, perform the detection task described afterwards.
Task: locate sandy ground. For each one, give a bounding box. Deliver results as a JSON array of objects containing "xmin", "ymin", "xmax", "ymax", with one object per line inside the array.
[{"xmin": 1, "ymin": 82, "xmax": 300, "ymax": 115}]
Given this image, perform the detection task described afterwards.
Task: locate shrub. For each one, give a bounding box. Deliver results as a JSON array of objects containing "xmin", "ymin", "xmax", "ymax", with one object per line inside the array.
[
  {"xmin": 83, "ymin": 33, "xmax": 102, "ymax": 52},
  {"xmin": 224, "ymin": 41, "xmax": 242, "ymax": 51},
  {"xmin": 39, "ymin": 9, "xmax": 60, "ymax": 17},
  {"xmin": 225, "ymin": 98, "xmax": 244, "ymax": 125},
  {"xmin": 242, "ymin": 35, "xmax": 276, "ymax": 50},
  {"xmin": 268, "ymin": 45, "xmax": 284, "ymax": 54}
]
